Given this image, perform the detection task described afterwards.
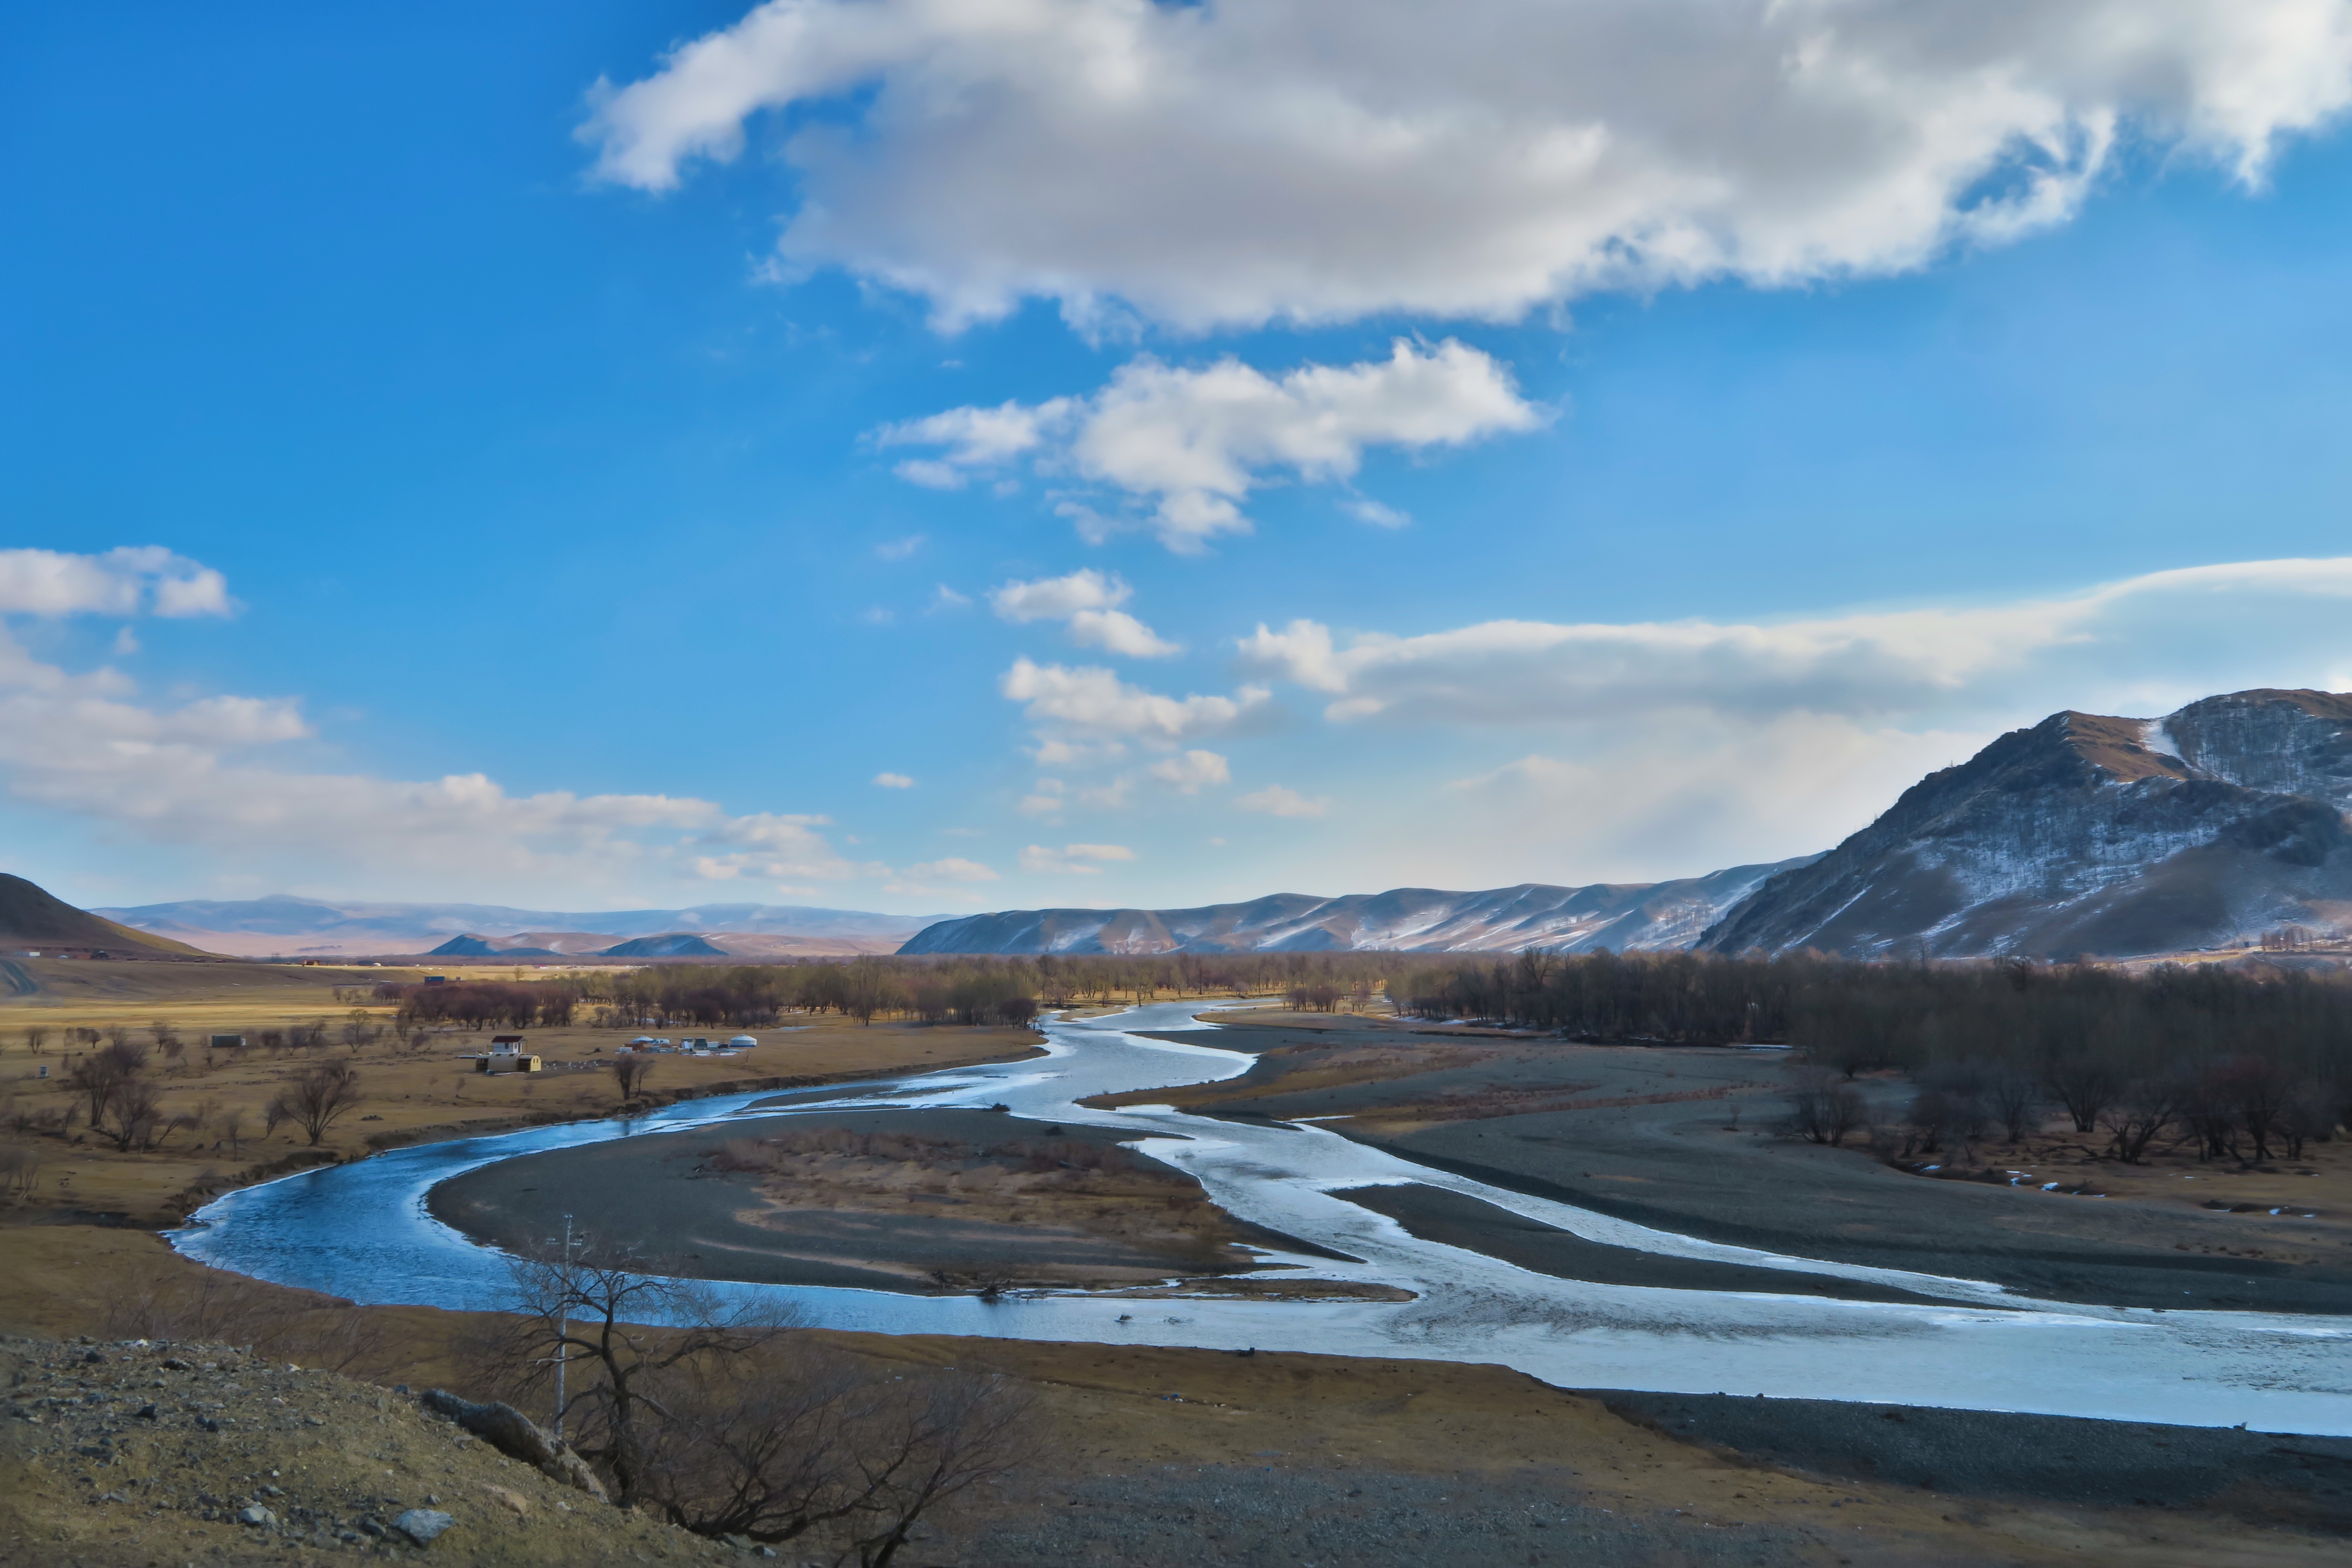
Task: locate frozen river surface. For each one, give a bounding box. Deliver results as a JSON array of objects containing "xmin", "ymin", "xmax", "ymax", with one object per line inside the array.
[{"xmin": 176, "ymin": 1003, "xmax": 2352, "ymax": 1434}]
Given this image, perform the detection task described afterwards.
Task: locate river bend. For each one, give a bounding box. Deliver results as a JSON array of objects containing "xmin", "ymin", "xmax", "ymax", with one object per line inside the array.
[{"xmin": 173, "ymin": 1003, "xmax": 2352, "ymax": 1435}]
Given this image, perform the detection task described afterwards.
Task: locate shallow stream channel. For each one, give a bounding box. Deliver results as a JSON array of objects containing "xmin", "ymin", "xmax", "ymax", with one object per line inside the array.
[{"xmin": 175, "ymin": 1002, "xmax": 2352, "ymax": 1435}]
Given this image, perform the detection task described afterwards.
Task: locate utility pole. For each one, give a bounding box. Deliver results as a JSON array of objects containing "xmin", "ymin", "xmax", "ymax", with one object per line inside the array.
[{"xmin": 552, "ymin": 1213, "xmax": 574, "ymax": 1444}]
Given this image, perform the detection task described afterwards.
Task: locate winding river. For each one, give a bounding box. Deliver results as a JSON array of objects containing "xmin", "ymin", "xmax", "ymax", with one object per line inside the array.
[{"xmin": 175, "ymin": 1003, "xmax": 2352, "ymax": 1435}]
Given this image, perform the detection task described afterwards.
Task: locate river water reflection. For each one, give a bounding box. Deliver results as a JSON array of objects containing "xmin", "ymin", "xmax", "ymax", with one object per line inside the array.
[{"xmin": 174, "ymin": 1002, "xmax": 2352, "ymax": 1435}]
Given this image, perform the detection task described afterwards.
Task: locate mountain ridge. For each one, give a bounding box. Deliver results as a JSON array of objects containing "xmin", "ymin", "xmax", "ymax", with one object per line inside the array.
[
  {"xmin": 898, "ymin": 859, "xmax": 1814, "ymax": 956},
  {"xmin": 1699, "ymin": 688, "xmax": 2352, "ymax": 959}
]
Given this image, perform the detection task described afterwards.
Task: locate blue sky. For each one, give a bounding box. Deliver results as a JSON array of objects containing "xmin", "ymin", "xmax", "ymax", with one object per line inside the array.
[{"xmin": 10, "ymin": 0, "xmax": 2352, "ymax": 914}]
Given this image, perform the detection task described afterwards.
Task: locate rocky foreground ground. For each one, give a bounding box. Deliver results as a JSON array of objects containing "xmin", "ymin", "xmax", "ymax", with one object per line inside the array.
[{"xmin": 0, "ymin": 1335, "xmax": 735, "ymax": 1566}]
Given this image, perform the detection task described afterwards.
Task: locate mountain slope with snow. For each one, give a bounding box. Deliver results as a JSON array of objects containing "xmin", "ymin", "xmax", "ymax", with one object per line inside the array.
[
  {"xmin": 1699, "ymin": 688, "xmax": 2352, "ymax": 959},
  {"xmin": 899, "ymin": 860, "xmax": 1813, "ymax": 956}
]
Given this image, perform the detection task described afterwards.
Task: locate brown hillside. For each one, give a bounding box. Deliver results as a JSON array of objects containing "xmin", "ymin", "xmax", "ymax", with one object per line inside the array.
[{"xmin": 0, "ymin": 874, "xmax": 209, "ymax": 956}]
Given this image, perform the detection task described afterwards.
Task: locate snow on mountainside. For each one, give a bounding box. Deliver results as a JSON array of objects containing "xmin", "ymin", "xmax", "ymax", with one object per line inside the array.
[
  {"xmin": 1699, "ymin": 688, "xmax": 2352, "ymax": 959},
  {"xmin": 897, "ymin": 860, "xmax": 1815, "ymax": 956}
]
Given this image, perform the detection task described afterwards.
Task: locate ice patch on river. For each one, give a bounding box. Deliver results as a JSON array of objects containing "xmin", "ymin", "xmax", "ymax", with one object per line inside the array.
[{"xmin": 173, "ymin": 1002, "xmax": 2352, "ymax": 1436}]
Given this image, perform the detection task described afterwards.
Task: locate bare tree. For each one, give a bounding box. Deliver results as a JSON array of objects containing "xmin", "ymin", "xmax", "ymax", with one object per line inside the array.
[
  {"xmin": 493, "ymin": 1262, "xmax": 1030, "ymax": 1559},
  {"xmin": 1784, "ymin": 1069, "xmax": 1867, "ymax": 1146},
  {"xmin": 2101, "ymin": 1080, "xmax": 2183, "ymax": 1164},
  {"xmin": 99, "ymin": 1076, "xmax": 166, "ymax": 1152},
  {"xmin": 1985, "ymin": 1066, "xmax": 2042, "ymax": 1145},
  {"xmin": 66, "ymin": 1041, "xmax": 147, "ymax": 1129},
  {"xmin": 23, "ymin": 1026, "xmax": 49, "ymax": 1056},
  {"xmin": 2042, "ymin": 1057, "xmax": 2122, "ymax": 1134},
  {"xmin": 500, "ymin": 1242, "xmax": 781, "ymax": 1508},
  {"xmin": 0, "ymin": 1140, "xmax": 41, "ymax": 1204},
  {"xmin": 611, "ymin": 1053, "xmax": 655, "ymax": 1103},
  {"xmin": 265, "ymin": 1062, "xmax": 364, "ymax": 1146}
]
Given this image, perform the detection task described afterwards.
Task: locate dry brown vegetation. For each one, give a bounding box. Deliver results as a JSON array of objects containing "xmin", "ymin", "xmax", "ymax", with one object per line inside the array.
[
  {"xmin": 0, "ymin": 959, "xmax": 1045, "ymax": 1229},
  {"xmin": 706, "ymin": 1126, "xmax": 1250, "ymax": 1284}
]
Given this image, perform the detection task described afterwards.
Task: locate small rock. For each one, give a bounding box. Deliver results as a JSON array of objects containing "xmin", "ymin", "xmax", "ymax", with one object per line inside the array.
[
  {"xmin": 481, "ymin": 1485, "xmax": 529, "ymax": 1517},
  {"xmin": 135, "ymin": 1403, "xmax": 158, "ymax": 1421},
  {"xmin": 162, "ymin": 1358, "xmax": 192, "ymax": 1372},
  {"xmin": 393, "ymin": 1507, "xmax": 455, "ymax": 1546},
  {"xmin": 238, "ymin": 1504, "xmax": 279, "ymax": 1528},
  {"xmin": 95, "ymin": 1492, "xmax": 126, "ymax": 1505}
]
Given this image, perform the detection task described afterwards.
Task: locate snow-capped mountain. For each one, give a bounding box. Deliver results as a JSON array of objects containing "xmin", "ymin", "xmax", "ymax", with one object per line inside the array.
[
  {"xmin": 897, "ymin": 860, "xmax": 1813, "ymax": 956},
  {"xmin": 1699, "ymin": 688, "xmax": 2352, "ymax": 959}
]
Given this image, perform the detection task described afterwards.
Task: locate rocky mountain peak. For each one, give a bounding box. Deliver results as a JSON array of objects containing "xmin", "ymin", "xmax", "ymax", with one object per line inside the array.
[{"xmin": 1698, "ymin": 687, "xmax": 2352, "ymax": 959}]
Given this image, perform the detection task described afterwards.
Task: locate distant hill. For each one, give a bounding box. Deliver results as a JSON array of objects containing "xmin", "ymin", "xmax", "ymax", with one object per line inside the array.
[
  {"xmin": 425, "ymin": 934, "xmax": 562, "ymax": 958},
  {"xmin": 0, "ymin": 874, "xmax": 209, "ymax": 956},
  {"xmin": 599, "ymin": 933, "xmax": 727, "ymax": 958},
  {"xmin": 89, "ymin": 896, "xmax": 952, "ymax": 958},
  {"xmin": 900, "ymin": 861, "xmax": 1813, "ymax": 956},
  {"xmin": 1699, "ymin": 688, "xmax": 2352, "ymax": 959}
]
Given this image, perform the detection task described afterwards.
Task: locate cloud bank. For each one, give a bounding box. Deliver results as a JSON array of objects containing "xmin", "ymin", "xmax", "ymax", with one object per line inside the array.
[
  {"xmin": 585, "ymin": 0, "xmax": 2352, "ymax": 330},
  {"xmin": 0, "ymin": 549, "xmax": 871, "ymax": 899}
]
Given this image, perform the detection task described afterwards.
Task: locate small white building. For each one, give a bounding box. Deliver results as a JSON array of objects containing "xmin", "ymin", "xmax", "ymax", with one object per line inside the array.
[{"xmin": 477, "ymin": 1033, "xmax": 542, "ymax": 1074}]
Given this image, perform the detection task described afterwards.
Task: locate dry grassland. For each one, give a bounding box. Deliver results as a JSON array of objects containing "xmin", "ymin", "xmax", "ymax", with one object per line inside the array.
[{"xmin": 0, "ymin": 959, "xmax": 1044, "ymax": 1228}]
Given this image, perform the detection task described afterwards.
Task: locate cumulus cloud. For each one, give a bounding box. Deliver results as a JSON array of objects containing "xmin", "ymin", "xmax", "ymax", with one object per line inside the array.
[
  {"xmin": 1147, "ymin": 749, "xmax": 1231, "ymax": 794},
  {"xmin": 1020, "ymin": 841, "xmax": 1136, "ymax": 874},
  {"xmin": 880, "ymin": 341, "xmax": 1540, "ymax": 549},
  {"xmin": 585, "ymin": 0, "xmax": 2352, "ymax": 331},
  {"xmin": 1000, "ymin": 656, "xmax": 1271, "ymax": 747},
  {"xmin": 873, "ymin": 771, "xmax": 916, "ymax": 787},
  {"xmin": 1235, "ymin": 784, "xmax": 1328, "ymax": 818},
  {"xmin": 989, "ymin": 569, "xmax": 1181, "ymax": 656},
  {"xmin": 875, "ymin": 533, "xmax": 925, "ymax": 560},
  {"xmin": 0, "ymin": 546, "xmax": 233, "ymax": 619}
]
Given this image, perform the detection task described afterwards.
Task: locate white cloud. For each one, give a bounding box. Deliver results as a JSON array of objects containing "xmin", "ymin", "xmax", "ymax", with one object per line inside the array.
[
  {"xmin": 931, "ymin": 584, "xmax": 972, "ymax": 609},
  {"xmin": 989, "ymin": 569, "xmax": 1182, "ymax": 656},
  {"xmin": 1000, "ymin": 656, "xmax": 1271, "ymax": 747},
  {"xmin": 1147, "ymin": 748, "xmax": 1231, "ymax": 794},
  {"xmin": 0, "ymin": 615, "xmax": 869, "ymax": 899},
  {"xmin": 1021, "ymin": 841, "xmax": 1136, "ymax": 874},
  {"xmin": 1066, "ymin": 609, "xmax": 1182, "ymax": 658},
  {"xmin": 989, "ymin": 568, "xmax": 1127, "ymax": 622},
  {"xmin": 875, "ymin": 533, "xmax": 925, "ymax": 560},
  {"xmin": 1235, "ymin": 784, "xmax": 1329, "ymax": 818},
  {"xmin": 1235, "ymin": 558, "xmax": 2352, "ymax": 729},
  {"xmin": 585, "ymin": 0, "xmax": 2352, "ymax": 331},
  {"xmin": 0, "ymin": 546, "xmax": 233, "ymax": 619},
  {"xmin": 873, "ymin": 771, "xmax": 916, "ymax": 788},
  {"xmin": 882, "ymin": 340, "xmax": 1541, "ymax": 549}
]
